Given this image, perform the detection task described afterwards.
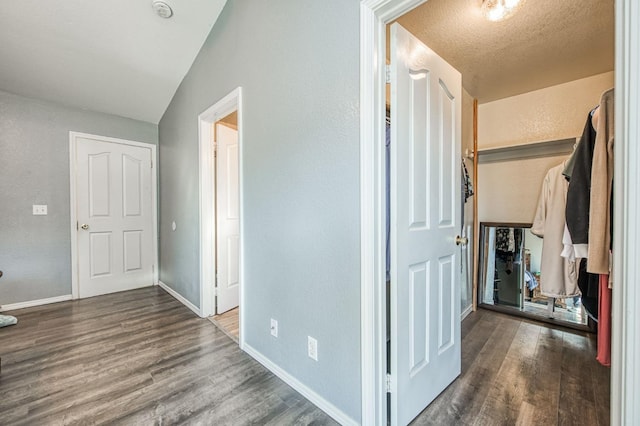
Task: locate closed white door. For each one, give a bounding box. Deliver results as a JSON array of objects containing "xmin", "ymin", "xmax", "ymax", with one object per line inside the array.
[
  {"xmin": 216, "ymin": 123, "xmax": 240, "ymax": 314},
  {"xmin": 390, "ymin": 23, "xmax": 462, "ymax": 425},
  {"xmin": 76, "ymin": 137, "xmax": 154, "ymax": 298}
]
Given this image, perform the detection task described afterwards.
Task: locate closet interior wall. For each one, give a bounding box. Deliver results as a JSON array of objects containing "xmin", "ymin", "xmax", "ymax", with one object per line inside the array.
[{"xmin": 477, "ymin": 71, "xmax": 615, "ymax": 224}]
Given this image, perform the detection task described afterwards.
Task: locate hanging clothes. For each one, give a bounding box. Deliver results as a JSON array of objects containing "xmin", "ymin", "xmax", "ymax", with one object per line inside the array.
[
  {"xmin": 588, "ymin": 88, "xmax": 615, "ymax": 275},
  {"xmin": 566, "ymin": 113, "xmax": 598, "ymax": 260},
  {"xmin": 577, "ymin": 258, "xmax": 599, "ymax": 320},
  {"xmin": 562, "ymin": 136, "xmax": 582, "ymax": 181},
  {"xmin": 495, "ymin": 227, "xmax": 523, "ymax": 275},
  {"xmin": 531, "ymin": 161, "xmax": 580, "ymax": 298},
  {"xmin": 462, "ymin": 159, "xmax": 474, "ymax": 203},
  {"xmin": 597, "ymin": 273, "xmax": 612, "ymax": 366}
]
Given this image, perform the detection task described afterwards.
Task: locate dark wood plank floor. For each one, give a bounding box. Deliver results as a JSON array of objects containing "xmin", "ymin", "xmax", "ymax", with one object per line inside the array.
[
  {"xmin": 0, "ymin": 287, "xmax": 337, "ymax": 425},
  {"xmin": 411, "ymin": 309, "xmax": 610, "ymax": 426},
  {"xmin": 0, "ymin": 288, "xmax": 609, "ymax": 425}
]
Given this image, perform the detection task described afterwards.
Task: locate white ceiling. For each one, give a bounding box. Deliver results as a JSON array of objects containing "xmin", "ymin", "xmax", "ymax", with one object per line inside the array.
[
  {"xmin": 393, "ymin": 0, "xmax": 615, "ymax": 103},
  {"xmin": 0, "ymin": 0, "xmax": 227, "ymax": 123}
]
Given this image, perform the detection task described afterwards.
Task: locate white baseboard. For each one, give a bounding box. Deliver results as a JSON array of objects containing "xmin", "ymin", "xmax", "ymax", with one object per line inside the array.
[
  {"xmin": 0, "ymin": 294, "xmax": 73, "ymax": 312},
  {"xmin": 461, "ymin": 305, "xmax": 473, "ymax": 320},
  {"xmin": 243, "ymin": 343, "xmax": 358, "ymax": 426},
  {"xmin": 158, "ymin": 281, "xmax": 201, "ymax": 317}
]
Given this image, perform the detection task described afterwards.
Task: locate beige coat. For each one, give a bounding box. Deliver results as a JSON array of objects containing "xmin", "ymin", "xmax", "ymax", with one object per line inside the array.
[
  {"xmin": 588, "ymin": 88, "xmax": 615, "ymax": 275},
  {"xmin": 531, "ymin": 162, "xmax": 580, "ymax": 298}
]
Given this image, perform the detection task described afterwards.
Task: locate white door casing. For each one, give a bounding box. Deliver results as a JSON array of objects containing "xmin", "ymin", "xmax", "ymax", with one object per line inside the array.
[
  {"xmin": 71, "ymin": 133, "xmax": 157, "ymax": 299},
  {"xmin": 198, "ymin": 88, "xmax": 243, "ymax": 337},
  {"xmin": 390, "ymin": 23, "xmax": 462, "ymax": 425},
  {"xmin": 216, "ymin": 123, "xmax": 240, "ymax": 314}
]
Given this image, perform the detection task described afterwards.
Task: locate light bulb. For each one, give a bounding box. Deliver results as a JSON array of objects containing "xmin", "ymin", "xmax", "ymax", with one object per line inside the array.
[{"xmin": 482, "ymin": 0, "xmax": 525, "ymax": 22}]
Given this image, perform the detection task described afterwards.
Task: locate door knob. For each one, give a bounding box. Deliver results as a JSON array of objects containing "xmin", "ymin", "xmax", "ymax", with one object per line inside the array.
[
  {"xmin": 455, "ymin": 235, "xmax": 468, "ymax": 246},
  {"xmin": 80, "ymin": 224, "xmax": 89, "ymax": 230}
]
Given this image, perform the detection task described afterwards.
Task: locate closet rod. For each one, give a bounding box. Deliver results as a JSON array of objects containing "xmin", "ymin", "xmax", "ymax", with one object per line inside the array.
[{"xmin": 475, "ymin": 137, "xmax": 576, "ymax": 163}]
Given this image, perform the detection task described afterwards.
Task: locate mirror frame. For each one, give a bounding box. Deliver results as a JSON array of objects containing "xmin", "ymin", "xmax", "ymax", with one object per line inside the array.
[{"xmin": 477, "ymin": 221, "xmax": 595, "ymax": 333}]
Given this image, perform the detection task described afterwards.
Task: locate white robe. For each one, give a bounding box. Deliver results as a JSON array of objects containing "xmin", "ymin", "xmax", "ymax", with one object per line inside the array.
[{"xmin": 531, "ymin": 162, "xmax": 579, "ymax": 298}]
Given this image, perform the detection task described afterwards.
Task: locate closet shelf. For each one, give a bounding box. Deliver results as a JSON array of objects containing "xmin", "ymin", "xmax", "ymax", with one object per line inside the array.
[{"xmin": 475, "ymin": 138, "xmax": 576, "ymax": 163}]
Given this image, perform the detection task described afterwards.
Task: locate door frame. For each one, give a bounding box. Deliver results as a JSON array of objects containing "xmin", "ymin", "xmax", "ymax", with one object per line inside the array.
[
  {"xmin": 197, "ymin": 87, "xmax": 245, "ymax": 347},
  {"xmin": 69, "ymin": 131, "xmax": 159, "ymax": 300},
  {"xmin": 360, "ymin": 0, "xmax": 640, "ymax": 424}
]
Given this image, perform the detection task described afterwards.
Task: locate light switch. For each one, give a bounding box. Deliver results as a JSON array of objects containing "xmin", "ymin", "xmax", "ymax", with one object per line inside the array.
[{"xmin": 33, "ymin": 205, "xmax": 48, "ymax": 215}]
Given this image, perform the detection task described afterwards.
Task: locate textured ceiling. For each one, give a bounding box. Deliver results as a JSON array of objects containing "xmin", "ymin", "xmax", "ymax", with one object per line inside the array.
[
  {"xmin": 393, "ymin": 0, "xmax": 614, "ymax": 103},
  {"xmin": 0, "ymin": 0, "xmax": 227, "ymax": 123}
]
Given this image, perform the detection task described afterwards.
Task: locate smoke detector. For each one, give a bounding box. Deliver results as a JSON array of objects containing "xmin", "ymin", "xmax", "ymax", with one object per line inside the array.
[{"xmin": 152, "ymin": 1, "xmax": 173, "ymax": 19}]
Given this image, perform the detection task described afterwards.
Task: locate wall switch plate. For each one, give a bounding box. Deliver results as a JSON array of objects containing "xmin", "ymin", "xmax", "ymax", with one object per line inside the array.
[
  {"xmin": 308, "ymin": 336, "xmax": 318, "ymax": 361},
  {"xmin": 270, "ymin": 318, "xmax": 278, "ymax": 337},
  {"xmin": 33, "ymin": 205, "xmax": 47, "ymax": 215}
]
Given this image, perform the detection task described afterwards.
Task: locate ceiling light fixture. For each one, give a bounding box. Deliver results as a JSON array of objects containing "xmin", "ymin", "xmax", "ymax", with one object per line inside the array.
[
  {"xmin": 152, "ymin": 1, "xmax": 173, "ymax": 19},
  {"xmin": 481, "ymin": 0, "xmax": 525, "ymax": 22}
]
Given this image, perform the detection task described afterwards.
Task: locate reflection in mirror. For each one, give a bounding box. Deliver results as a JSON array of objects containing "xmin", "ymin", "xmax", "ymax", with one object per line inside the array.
[{"xmin": 478, "ymin": 222, "xmax": 589, "ymax": 329}]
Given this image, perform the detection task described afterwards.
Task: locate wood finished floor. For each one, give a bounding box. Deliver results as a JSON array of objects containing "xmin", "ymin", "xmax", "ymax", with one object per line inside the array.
[
  {"xmin": 0, "ymin": 287, "xmax": 337, "ymax": 425},
  {"xmin": 0, "ymin": 288, "xmax": 609, "ymax": 425},
  {"xmin": 210, "ymin": 307, "xmax": 239, "ymax": 341},
  {"xmin": 410, "ymin": 308, "xmax": 610, "ymax": 426}
]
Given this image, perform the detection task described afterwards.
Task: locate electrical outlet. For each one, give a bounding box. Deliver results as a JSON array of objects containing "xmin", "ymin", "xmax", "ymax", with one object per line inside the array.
[
  {"xmin": 270, "ymin": 318, "xmax": 278, "ymax": 337},
  {"xmin": 32, "ymin": 205, "xmax": 47, "ymax": 215},
  {"xmin": 308, "ymin": 336, "xmax": 318, "ymax": 361}
]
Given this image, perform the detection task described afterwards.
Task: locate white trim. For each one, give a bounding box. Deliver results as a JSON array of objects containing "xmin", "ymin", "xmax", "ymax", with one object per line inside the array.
[
  {"xmin": 0, "ymin": 294, "xmax": 72, "ymax": 312},
  {"xmin": 69, "ymin": 132, "xmax": 159, "ymax": 300},
  {"xmin": 612, "ymin": 0, "xmax": 640, "ymax": 424},
  {"xmin": 197, "ymin": 88, "xmax": 245, "ymax": 348},
  {"xmin": 243, "ymin": 344, "xmax": 358, "ymax": 426},
  {"xmin": 461, "ymin": 305, "xmax": 473, "ymax": 321},
  {"xmin": 158, "ymin": 281, "xmax": 201, "ymax": 317},
  {"xmin": 360, "ymin": 1, "xmax": 429, "ymax": 424}
]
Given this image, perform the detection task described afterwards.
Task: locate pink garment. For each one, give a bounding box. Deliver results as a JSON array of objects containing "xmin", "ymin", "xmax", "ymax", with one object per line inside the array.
[{"xmin": 597, "ymin": 274, "xmax": 611, "ymax": 366}]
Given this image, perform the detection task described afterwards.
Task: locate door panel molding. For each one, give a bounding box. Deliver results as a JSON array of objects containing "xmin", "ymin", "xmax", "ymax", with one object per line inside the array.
[{"xmin": 69, "ymin": 131, "xmax": 158, "ymax": 300}]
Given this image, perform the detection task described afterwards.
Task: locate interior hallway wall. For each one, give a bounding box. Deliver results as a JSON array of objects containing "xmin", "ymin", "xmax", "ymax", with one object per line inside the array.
[
  {"xmin": 477, "ymin": 71, "xmax": 614, "ymax": 223},
  {"xmin": 157, "ymin": 0, "xmax": 361, "ymax": 422},
  {"xmin": 0, "ymin": 90, "xmax": 158, "ymax": 306}
]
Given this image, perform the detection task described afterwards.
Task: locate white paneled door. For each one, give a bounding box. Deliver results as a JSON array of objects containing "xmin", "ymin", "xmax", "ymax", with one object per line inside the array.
[
  {"xmin": 215, "ymin": 123, "xmax": 240, "ymax": 314},
  {"xmin": 75, "ymin": 136, "xmax": 155, "ymax": 298},
  {"xmin": 390, "ymin": 23, "xmax": 462, "ymax": 425}
]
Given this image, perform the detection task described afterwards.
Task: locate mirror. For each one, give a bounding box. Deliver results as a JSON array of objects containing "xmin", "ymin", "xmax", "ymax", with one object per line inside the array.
[{"xmin": 478, "ymin": 222, "xmax": 590, "ymax": 329}]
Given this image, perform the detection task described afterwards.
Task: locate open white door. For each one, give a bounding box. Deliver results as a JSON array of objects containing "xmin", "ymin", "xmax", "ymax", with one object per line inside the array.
[
  {"xmin": 216, "ymin": 123, "xmax": 240, "ymax": 314},
  {"xmin": 75, "ymin": 136, "xmax": 155, "ymax": 298},
  {"xmin": 389, "ymin": 23, "xmax": 462, "ymax": 425}
]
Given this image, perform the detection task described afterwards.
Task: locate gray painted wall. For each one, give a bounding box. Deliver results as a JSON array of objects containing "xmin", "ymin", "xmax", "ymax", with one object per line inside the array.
[
  {"xmin": 158, "ymin": 0, "xmax": 361, "ymax": 421},
  {"xmin": 0, "ymin": 90, "xmax": 158, "ymax": 305}
]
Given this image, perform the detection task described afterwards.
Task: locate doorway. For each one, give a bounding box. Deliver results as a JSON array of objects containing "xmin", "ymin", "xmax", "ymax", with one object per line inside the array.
[
  {"xmin": 198, "ymin": 88, "xmax": 244, "ymax": 347},
  {"xmin": 212, "ymin": 113, "xmax": 240, "ymax": 340},
  {"xmin": 386, "ymin": 21, "xmax": 464, "ymax": 425},
  {"xmin": 69, "ymin": 132, "xmax": 158, "ymax": 299},
  {"xmin": 360, "ymin": 0, "xmax": 639, "ymax": 424}
]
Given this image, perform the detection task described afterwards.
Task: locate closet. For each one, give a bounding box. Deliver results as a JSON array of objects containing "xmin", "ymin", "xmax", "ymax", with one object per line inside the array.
[{"xmin": 383, "ymin": 0, "xmax": 614, "ymax": 423}]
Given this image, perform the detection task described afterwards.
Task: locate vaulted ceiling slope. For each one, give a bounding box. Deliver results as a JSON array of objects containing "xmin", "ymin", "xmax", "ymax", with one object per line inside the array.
[
  {"xmin": 0, "ymin": 0, "xmax": 227, "ymax": 123},
  {"xmin": 395, "ymin": 0, "xmax": 614, "ymax": 103}
]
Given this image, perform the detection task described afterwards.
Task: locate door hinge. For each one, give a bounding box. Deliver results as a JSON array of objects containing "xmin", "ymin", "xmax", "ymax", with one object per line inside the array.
[
  {"xmin": 386, "ymin": 373, "xmax": 392, "ymax": 393},
  {"xmin": 385, "ymin": 65, "xmax": 391, "ymax": 84}
]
